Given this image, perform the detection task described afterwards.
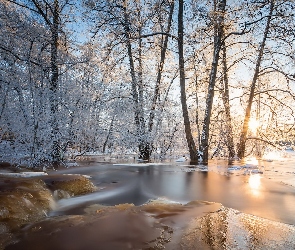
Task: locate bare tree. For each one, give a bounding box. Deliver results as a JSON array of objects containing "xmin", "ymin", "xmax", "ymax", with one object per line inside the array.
[
  {"xmin": 148, "ymin": 0, "xmax": 174, "ymax": 144},
  {"xmin": 237, "ymin": 0, "xmax": 274, "ymax": 159},
  {"xmin": 220, "ymin": 44, "xmax": 235, "ymax": 159},
  {"xmin": 4, "ymin": 0, "xmax": 67, "ymax": 164},
  {"xmin": 178, "ymin": 0, "xmax": 198, "ymax": 161},
  {"xmin": 199, "ymin": 0, "xmax": 226, "ymax": 164}
]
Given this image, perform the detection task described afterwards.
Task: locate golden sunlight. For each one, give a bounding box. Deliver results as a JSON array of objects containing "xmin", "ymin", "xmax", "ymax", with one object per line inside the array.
[
  {"xmin": 263, "ymin": 150, "xmax": 282, "ymax": 161},
  {"xmin": 246, "ymin": 157, "xmax": 258, "ymax": 165},
  {"xmin": 248, "ymin": 174, "xmax": 262, "ymax": 197},
  {"xmin": 248, "ymin": 118, "xmax": 259, "ymax": 133},
  {"xmin": 249, "ymin": 174, "xmax": 261, "ymax": 189}
]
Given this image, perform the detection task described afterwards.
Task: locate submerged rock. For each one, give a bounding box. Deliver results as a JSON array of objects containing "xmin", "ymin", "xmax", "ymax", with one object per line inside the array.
[
  {"xmin": 0, "ymin": 178, "xmax": 54, "ymax": 227},
  {"xmin": 181, "ymin": 206, "xmax": 295, "ymax": 249},
  {"xmin": 5, "ymin": 207, "xmax": 170, "ymax": 250},
  {"xmin": 40, "ymin": 174, "xmax": 97, "ymax": 197},
  {"xmin": 0, "ymin": 177, "xmax": 54, "ymax": 249},
  {"xmin": 53, "ymin": 189, "xmax": 71, "ymax": 200},
  {"xmin": 0, "ymin": 173, "xmax": 97, "ymax": 250}
]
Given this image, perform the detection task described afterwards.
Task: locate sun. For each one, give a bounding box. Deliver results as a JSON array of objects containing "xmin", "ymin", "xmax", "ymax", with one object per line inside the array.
[{"xmin": 248, "ymin": 118, "xmax": 259, "ymax": 133}]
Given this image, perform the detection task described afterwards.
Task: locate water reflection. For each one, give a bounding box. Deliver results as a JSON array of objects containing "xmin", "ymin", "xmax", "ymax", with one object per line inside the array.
[
  {"xmin": 248, "ymin": 174, "xmax": 262, "ymax": 197},
  {"xmin": 245, "ymin": 157, "xmax": 259, "ymax": 166},
  {"xmin": 50, "ymin": 162, "xmax": 295, "ymax": 225}
]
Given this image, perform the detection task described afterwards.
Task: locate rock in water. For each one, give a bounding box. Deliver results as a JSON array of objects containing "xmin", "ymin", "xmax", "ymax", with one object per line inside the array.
[
  {"xmin": 5, "ymin": 200, "xmax": 295, "ymax": 250},
  {"xmin": 0, "ymin": 177, "xmax": 54, "ymax": 249},
  {"xmin": 40, "ymin": 174, "xmax": 97, "ymax": 196}
]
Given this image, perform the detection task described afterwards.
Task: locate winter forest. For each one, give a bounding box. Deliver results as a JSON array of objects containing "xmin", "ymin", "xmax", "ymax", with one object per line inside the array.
[{"xmin": 0, "ymin": 0, "xmax": 295, "ymax": 167}]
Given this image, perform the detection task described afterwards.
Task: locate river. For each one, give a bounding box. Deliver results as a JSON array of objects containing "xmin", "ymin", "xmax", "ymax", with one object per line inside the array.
[
  {"xmin": 49, "ymin": 152, "xmax": 295, "ymax": 225},
  {"xmin": 2, "ymin": 151, "xmax": 295, "ymax": 250}
]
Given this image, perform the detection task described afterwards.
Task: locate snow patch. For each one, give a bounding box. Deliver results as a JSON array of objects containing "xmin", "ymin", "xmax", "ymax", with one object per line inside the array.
[
  {"xmin": 0, "ymin": 172, "xmax": 48, "ymax": 177},
  {"xmin": 65, "ymin": 162, "xmax": 79, "ymax": 167},
  {"xmin": 144, "ymin": 197, "xmax": 182, "ymax": 205},
  {"xmin": 113, "ymin": 163, "xmax": 150, "ymax": 167}
]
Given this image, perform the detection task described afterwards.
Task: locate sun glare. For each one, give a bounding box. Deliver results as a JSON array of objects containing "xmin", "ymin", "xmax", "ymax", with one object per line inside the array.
[
  {"xmin": 248, "ymin": 174, "xmax": 262, "ymax": 197},
  {"xmin": 249, "ymin": 118, "xmax": 259, "ymax": 133},
  {"xmin": 263, "ymin": 151, "xmax": 281, "ymax": 161},
  {"xmin": 249, "ymin": 174, "xmax": 261, "ymax": 189},
  {"xmin": 246, "ymin": 157, "xmax": 258, "ymax": 165}
]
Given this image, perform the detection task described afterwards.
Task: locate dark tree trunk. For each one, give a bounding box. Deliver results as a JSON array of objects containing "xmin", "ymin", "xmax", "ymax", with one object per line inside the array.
[
  {"xmin": 145, "ymin": 1, "xmax": 174, "ymax": 160},
  {"xmin": 102, "ymin": 116, "xmax": 115, "ymax": 154},
  {"xmin": 148, "ymin": 0, "xmax": 174, "ymax": 133},
  {"xmin": 123, "ymin": 1, "xmax": 148, "ymax": 160},
  {"xmin": 237, "ymin": 0, "xmax": 274, "ymax": 159},
  {"xmin": 49, "ymin": 0, "xmax": 61, "ymax": 164},
  {"xmin": 193, "ymin": 57, "xmax": 201, "ymax": 148},
  {"xmin": 199, "ymin": 0, "xmax": 226, "ymax": 164},
  {"xmin": 137, "ymin": 11, "xmax": 149, "ymax": 160},
  {"xmin": 178, "ymin": 0, "xmax": 198, "ymax": 162},
  {"xmin": 220, "ymin": 45, "xmax": 235, "ymax": 159},
  {"xmin": 0, "ymin": 87, "xmax": 8, "ymax": 121}
]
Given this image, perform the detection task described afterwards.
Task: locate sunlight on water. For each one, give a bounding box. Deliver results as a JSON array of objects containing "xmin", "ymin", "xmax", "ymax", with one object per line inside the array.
[
  {"xmin": 248, "ymin": 174, "xmax": 261, "ymax": 197},
  {"xmin": 249, "ymin": 174, "xmax": 261, "ymax": 189},
  {"xmin": 245, "ymin": 157, "xmax": 258, "ymax": 165},
  {"xmin": 41, "ymin": 159, "xmax": 295, "ymax": 225}
]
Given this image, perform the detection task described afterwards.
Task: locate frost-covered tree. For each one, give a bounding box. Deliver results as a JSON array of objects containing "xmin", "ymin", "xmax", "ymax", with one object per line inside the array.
[
  {"xmin": 0, "ymin": 0, "xmax": 86, "ymax": 166},
  {"xmin": 237, "ymin": 0, "xmax": 295, "ymax": 158},
  {"xmin": 84, "ymin": 0, "xmax": 178, "ymax": 160}
]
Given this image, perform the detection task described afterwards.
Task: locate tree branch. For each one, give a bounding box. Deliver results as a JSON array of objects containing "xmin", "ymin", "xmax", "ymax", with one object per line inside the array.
[
  {"xmin": 31, "ymin": 0, "xmax": 52, "ymax": 27},
  {"xmin": 131, "ymin": 32, "xmax": 178, "ymax": 40},
  {"xmin": 246, "ymin": 137, "xmax": 280, "ymax": 149},
  {"xmin": 5, "ymin": 0, "xmax": 39, "ymax": 14},
  {"xmin": 0, "ymin": 45, "xmax": 41, "ymax": 66},
  {"xmin": 222, "ymin": 15, "xmax": 273, "ymax": 43}
]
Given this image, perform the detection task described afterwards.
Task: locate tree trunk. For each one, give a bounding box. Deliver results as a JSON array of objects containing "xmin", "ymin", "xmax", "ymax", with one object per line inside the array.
[
  {"xmin": 123, "ymin": 1, "xmax": 148, "ymax": 160},
  {"xmin": 137, "ymin": 11, "xmax": 149, "ymax": 160},
  {"xmin": 145, "ymin": 1, "xmax": 174, "ymax": 160},
  {"xmin": 193, "ymin": 58, "xmax": 201, "ymax": 147},
  {"xmin": 14, "ymin": 85, "xmax": 29, "ymax": 126},
  {"xmin": 237, "ymin": 0, "xmax": 274, "ymax": 159},
  {"xmin": 199, "ymin": 0, "xmax": 226, "ymax": 164},
  {"xmin": 0, "ymin": 88, "xmax": 8, "ymax": 121},
  {"xmin": 102, "ymin": 116, "xmax": 115, "ymax": 154},
  {"xmin": 148, "ymin": 0, "xmax": 174, "ymax": 133},
  {"xmin": 49, "ymin": 0, "xmax": 61, "ymax": 164},
  {"xmin": 178, "ymin": 0, "xmax": 198, "ymax": 162},
  {"xmin": 220, "ymin": 45, "xmax": 235, "ymax": 158}
]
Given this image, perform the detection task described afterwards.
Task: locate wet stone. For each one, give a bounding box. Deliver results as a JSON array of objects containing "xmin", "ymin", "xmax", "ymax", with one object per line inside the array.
[
  {"xmin": 40, "ymin": 174, "xmax": 97, "ymax": 196},
  {"xmin": 3, "ymin": 200, "xmax": 295, "ymax": 250},
  {"xmin": 181, "ymin": 206, "xmax": 295, "ymax": 250},
  {"xmin": 53, "ymin": 189, "xmax": 71, "ymax": 200},
  {"xmin": 0, "ymin": 174, "xmax": 97, "ymax": 250},
  {"xmin": 0, "ymin": 177, "xmax": 54, "ymax": 249}
]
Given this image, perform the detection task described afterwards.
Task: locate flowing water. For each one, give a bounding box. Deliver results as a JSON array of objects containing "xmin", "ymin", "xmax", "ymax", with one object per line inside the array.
[
  {"xmin": 49, "ymin": 151, "xmax": 295, "ymax": 225},
  {"xmin": 3, "ymin": 151, "xmax": 295, "ymax": 250}
]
